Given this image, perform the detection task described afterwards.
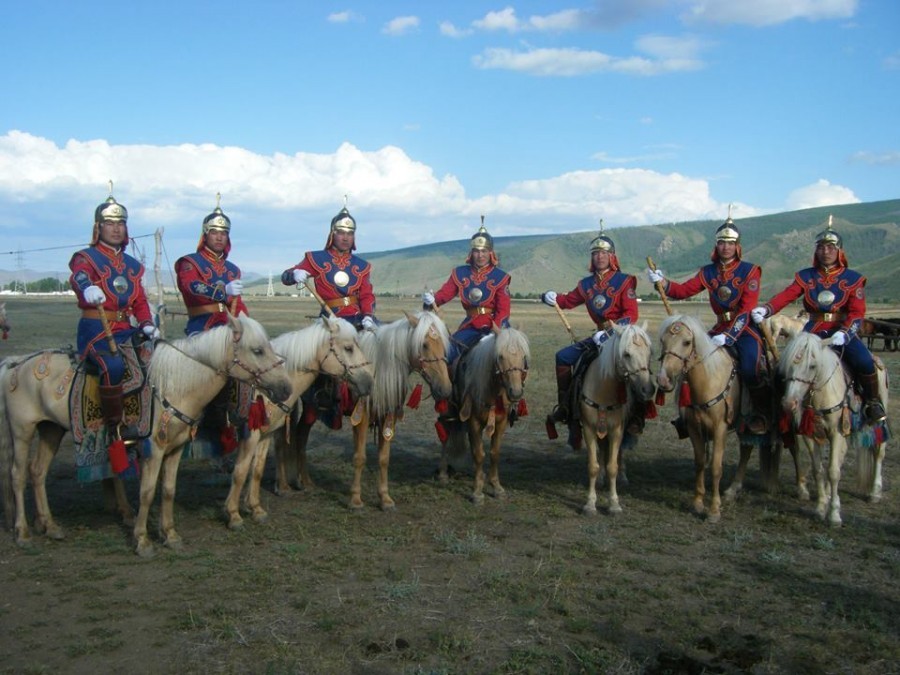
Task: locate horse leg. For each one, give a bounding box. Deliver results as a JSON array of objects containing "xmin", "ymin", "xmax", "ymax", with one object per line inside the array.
[
  {"xmin": 725, "ymin": 443, "xmax": 753, "ymax": 503},
  {"xmin": 349, "ymin": 423, "xmax": 366, "ymax": 509},
  {"xmin": 110, "ymin": 477, "xmax": 135, "ymax": 527},
  {"xmin": 870, "ymin": 441, "xmax": 886, "ymax": 502},
  {"xmin": 606, "ymin": 424, "xmax": 624, "ymax": 515},
  {"xmin": 616, "ymin": 443, "xmax": 628, "ymax": 488},
  {"xmin": 688, "ymin": 425, "xmax": 707, "ymax": 517},
  {"xmin": 469, "ymin": 418, "xmax": 486, "ymax": 505},
  {"xmin": 581, "ymin": 419, "xmax": 600, "ymax": 516},
  {"xmin": 224, "ymin": 433, "xmax": 256, "ymax": 530},
  {"xmin": 11, "ymin": 429, "xmax": 36, "ymax": 546},
  {"xmin": 158, "ymin": 450, "xmax": 185, "ymax": 549},
  {"xmin": 294, "ymin": 418, "xmax": 316, "ymax": 490},
  {"xmin": 246, "ymin": 435, "xmax": 272, "ymax": 524},
  {"xmin": 376, "ymin": 433, "xmax": 395, "ymax": 511},
  {"xmin": 486, "ymin": 414, "xmax": 509, "ymax": 500},
  {"xmin": 707, "ymin": 424, "xmax": 728, "ymax": 523},
  {"xmin": 825, "ymin": 432, "xmax": 847, "ymax": 526},
  {"xmin": 791, "ymin": 439, "xmax": 811, "ymax": 501},
  {"xmin": 134, "ymin": 447, "xmax": 165, "ymax": 558},
  {"xmin": 30, "ymin": 423, "xmax": 66, "ymax": 540},
  {"xmin": 808, "ymin": 441, "xmax": 829, "ymax": 520}
]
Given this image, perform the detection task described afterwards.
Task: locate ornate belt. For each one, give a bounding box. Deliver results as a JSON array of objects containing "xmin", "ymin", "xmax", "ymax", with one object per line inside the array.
[
  {"xmin": 809, "ymin": 312, "xmax": 846, "ymax": 322},
  {"xmin": 716, "ymin": 311, "xmax": 733, "ymax": 322},
  {"xmin": 81, "ymin": 309, "xmax": 130, "ymax": 322},
  {"xmin": 326, "ymin": 296, "xmax": 359, "ymax": 309},
  {"xmin": 188, "ymin": 303, "xmax": 225, "ymax": 317},
  {"xmin": 465, "ymin": 306, "xmax": 492, "ymax": 317}
]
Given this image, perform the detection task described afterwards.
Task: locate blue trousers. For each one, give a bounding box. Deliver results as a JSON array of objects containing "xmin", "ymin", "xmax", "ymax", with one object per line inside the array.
[{"xmin": 814, "ymin": 331, "xmax": 876, "ymax": 375}]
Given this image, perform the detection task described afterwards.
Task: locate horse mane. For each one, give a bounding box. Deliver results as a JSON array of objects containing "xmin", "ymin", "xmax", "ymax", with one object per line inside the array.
[
  {"xmin": 370, "ymin": 311, "xmax": 450, "ymax": 419},
  {"xmin": 597, "ymin": 323, "xmax": 651, "ymax": 381},
  {"xmin": 778, "ymin": 331, "xmax": 839, "ymax": 380},
  {"xmin": 659, "ymin": 314, "xmax": 723, "ymax": 379},
  {"xmin": 271, "ymin": 317, "xmax": 356, "ymax": 371},
  {"xmin": 462, "ymin": 327, "xmax": 530, "ymax": 409}
]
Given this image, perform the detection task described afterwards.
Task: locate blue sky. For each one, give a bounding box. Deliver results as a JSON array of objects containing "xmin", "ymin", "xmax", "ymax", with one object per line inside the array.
[{"xmin": 1, "ymin": 0, "xmax": 898, "ymax": 276}]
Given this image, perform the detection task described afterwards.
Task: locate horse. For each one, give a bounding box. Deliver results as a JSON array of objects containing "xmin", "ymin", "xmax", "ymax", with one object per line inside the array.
[
  {"xmin": 779, "ymin": 331, "xmax": 889, "ymax": 526},
  {"xmin": 273, "ymin": 310, "xmax": 453, "ymax": 510},
  {"xmin": 437, "ymin": 326, "xmax": 530, "ymax": 504},
  {"xmin": 0, "ymin": 313, "xmax": 292, "ymax": 556},
  {"xmin": 222, "ymin": 317, "xmax": 374, "ymax": 529},
  {"xmin": 579, "ymin": 323, "xmax": 655, "ymax": 516},
  {"xmin": 656, "ymin": 314, "xmax": 774, "ymax": 523},
  {"xmin": 0, "ymin": 302, "xmax": 9, "ymax": 340}
]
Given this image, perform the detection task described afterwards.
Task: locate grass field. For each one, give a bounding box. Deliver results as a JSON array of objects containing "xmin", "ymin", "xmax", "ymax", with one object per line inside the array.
[{"xmin": 0, "ymin": 294, "xmax": 898, "ymax": 674}]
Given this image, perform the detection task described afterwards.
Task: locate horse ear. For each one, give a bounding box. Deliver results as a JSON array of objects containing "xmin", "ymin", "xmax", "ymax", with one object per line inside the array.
[
  {"xmin": 403, "ymin": 310, "xmax": 420, "ymax": 328},
  {"xmin": 640, "ymin": 320, "xmax": 648, "ymax": 332},
  {"xmin": 228, "ymin": 312, "xmax": 243, "ymax": 342}
]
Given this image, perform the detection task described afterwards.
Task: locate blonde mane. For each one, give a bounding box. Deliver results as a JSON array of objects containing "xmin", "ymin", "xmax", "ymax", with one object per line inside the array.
[
  {"xmin": 271, "ymin": 317, "xmax": 356, "ymax": 371},
  {"xmin": 659, "ymin": 314, "xmax": 722, "ymax": 379},
  {"xmin": 462, "ymin": 327, "xmax": 530, "ymax": 409},
  {"xmin": 597, "ymin": 323, "xmax": 652, "ymax": 382}
]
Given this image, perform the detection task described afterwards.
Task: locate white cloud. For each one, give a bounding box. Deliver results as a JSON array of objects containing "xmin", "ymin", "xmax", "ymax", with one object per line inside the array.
[
  {"xmin": 683, "ymin": 0, "xmax": 858, "ymax": 27},
  {"xmin": 850, "ymin": 150, "xmax": 900, "ymax": 165},
  {"xmin": 382, "ymin": 16, "xmax": 419, "ymax": 36},
  {"xmin": 784, "ymin": 179, "xmax": 859, "ymax": 210},
  {"xmin": 472, "ymin": 37, "xmax": 705, "ymax": 77},
  {"xmin": 439, "ymin": 21, "xmax": 472, "ymax": 38},
  {"xmin": 327, "ymin": 11, "xmax": 354, "ymax": 23}
]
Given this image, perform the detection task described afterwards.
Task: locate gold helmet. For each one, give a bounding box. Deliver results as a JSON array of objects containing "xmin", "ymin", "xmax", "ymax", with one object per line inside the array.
[
  {"xmin": 325, "ymin": 197, "xmax": 357, "ymax": 250},
  {"xmin": 711, "ymin": 204, "xmax": 742, "ymax": 262},
  {"xmin": 590, "ymin": 219, "xmax": 615, "ymax": 253},
  {"xmin": 198, "ymin": 193, "xmax": 232, "ymax": 255},
  {"xmin": 91, "ymin": 180, "xmax": 129, "ymax": 246},
  {"xmin": 467, "ymin": 216, "xmax": 498, "ymax": 265},
  {"xmin": 815, "ymin": 214, "xmax": 843, "ymax": 249}
]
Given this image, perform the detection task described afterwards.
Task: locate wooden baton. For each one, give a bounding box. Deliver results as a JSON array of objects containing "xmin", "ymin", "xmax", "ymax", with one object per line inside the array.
[{"xmin": 646, "ymin": 256, "xmax": 673, "ymax": 316}]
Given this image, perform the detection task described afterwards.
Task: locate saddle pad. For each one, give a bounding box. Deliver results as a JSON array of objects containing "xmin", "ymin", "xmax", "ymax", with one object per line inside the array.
[{"xmin": 181, "ymin": 380, "xmax": 255, "ymax": 459}]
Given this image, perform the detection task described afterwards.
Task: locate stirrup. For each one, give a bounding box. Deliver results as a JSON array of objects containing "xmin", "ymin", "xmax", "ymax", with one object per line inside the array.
[
  {"xmin": 550, "ymin": 405, "xmax": 569, "ymax": 424},
  {"xmin": 865, "ymin": 401, "xmax": 887, "ymax": 424},
  {"xmin": 746, "ymin": 414, "xmax": 769, "ymax": 435}
]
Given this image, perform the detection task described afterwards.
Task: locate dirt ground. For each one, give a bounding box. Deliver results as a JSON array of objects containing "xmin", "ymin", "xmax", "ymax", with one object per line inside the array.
[{"xmin": 0, "ymin": 296, "xmax": 898, "ymax": 674}]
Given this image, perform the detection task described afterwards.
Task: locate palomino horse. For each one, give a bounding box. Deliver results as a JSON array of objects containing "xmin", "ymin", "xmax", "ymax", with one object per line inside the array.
[
  {"xmin": 0, "ymin": 314, "xmax": 292, "ymax": 556},
  {"xmin": 273, "ymin": 310, "xmax": 453, "ymax": 510},
  {"xmin": 779, "ymin": 331, "xmax": 889, "ymax": 525},
  {"xmin": 437, "ymin": 327, "xmax": 530, "ymax": 504},
  {"xmin": 580, "ymin": 323, "xmax": 655, "ymax": 516},
  {"xmin": 657, "ymin": 314, "xmax": 754, "ymax": 522},
  {"xmin": 222, "ymin": 317, "xmax": 374, "ymax": 529}
]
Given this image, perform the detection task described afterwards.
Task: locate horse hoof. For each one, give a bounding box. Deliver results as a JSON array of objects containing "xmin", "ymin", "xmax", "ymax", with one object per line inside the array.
[
  {"xmin": 46, "ymin": 526, "xmax": 66, "ymax": 541},
  {"xmin": 251, "ymin": 511, "xmax": 269, "ymax": 525},
  {"xmin": 15, "ymin": 537, "xmax": 34, "ymax": 549},
  {"xmin": 227, "ymin": 517, "xmax": 244, "ymax": 531},
  {"xmin": 581, "ymin": 505, "xmax": 598, "ymax": 517},
  {"xmin": 470, "ymin": 493, "xmax": 485, "ymax": 506},
  {"xmin": 164, "ymin": 535, "xmax": 184, "ymax": 551},
  {"xmin": 608, "ymin": 504, "xmax": 623, "ymax": 515},
  {"xmin": 380, "ymin": 501, "xmax": 396, "ymax": 512},
  {"xmin": 706, "ymin": 512, "xmax": 721, "ymax": 524},
  {"xmin": 135, "ymin": 542, "xmax": 156, "ymax": 559}
]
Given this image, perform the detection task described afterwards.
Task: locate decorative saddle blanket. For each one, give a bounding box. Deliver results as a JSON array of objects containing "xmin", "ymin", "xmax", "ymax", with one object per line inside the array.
[{"xmin": 182, "ymin": 379, "xmax": 256, "ymax": 459}]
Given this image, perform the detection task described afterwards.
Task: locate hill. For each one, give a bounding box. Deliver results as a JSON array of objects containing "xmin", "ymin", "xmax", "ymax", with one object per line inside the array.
[{"xmin": 364, "ymin": 199, "xmax": 900, "ymax": 300}]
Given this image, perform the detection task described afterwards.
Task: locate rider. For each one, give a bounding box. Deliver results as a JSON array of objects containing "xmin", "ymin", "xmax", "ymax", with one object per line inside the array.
[
  {"xmin": 281, "ymin": 202, "xmax": 377, "ymax": 332},
  {"xmin": 541, "ymin": 224, "xmax": 640, "ymax": 429},
  {"xmin": 175, "ymin": 193, "xmax": 247, "ymax": 335},
  {"xmin": 647, "ymin": 210, "xmax": 769, "ymax": 434},
  {"xmin": 750, "ymin": 216, "xmax": 885, "ymax": 425},
  {"xmin": 69, "ymin": 184, "xmax": 160, "ymax": 463},
  {"xmin": 423, "ymin": 217, "xmax": 511, "ymax": 365}
]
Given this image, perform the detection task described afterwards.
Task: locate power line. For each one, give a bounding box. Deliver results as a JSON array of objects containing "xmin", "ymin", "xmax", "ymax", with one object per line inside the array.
[{"xmin": 0, "ymin": 232, "xmax": 155, "ymax": 257}]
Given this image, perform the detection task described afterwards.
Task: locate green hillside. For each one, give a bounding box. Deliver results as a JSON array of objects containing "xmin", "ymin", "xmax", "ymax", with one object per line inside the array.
[{"xmin": 364, "ymin": 199, "xmax": 900, "ymax": 299}]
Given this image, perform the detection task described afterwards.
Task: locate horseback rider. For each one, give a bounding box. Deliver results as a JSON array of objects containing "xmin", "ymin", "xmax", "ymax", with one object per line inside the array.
[
  {"xmin": 541, "ymin": 224, "xmax": 640, "ymax": 430},
  {"xmin": 647, "ymin": 210, "xmax": 769, "ymax": 434},
  {"xmin": 423, "ymin": 217, "xmax": 511, "ymax": 365},
  {"xmin": 175, "ymin": 193, "xmax": 248, "ymax": 335},
  {"xmin": 750, "ymin": 216, "xmax": 886, "ymax": 425},
  {"xmin": 68, "ymin": 183, "xmax": 160, "ymax": 452},
  {"xmin": 281, "ymin": 201, "xmax": 378, "ymax": 331}
]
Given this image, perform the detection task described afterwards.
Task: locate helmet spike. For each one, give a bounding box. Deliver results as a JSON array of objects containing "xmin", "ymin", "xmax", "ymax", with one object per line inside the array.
[{"xmin": 107, "ymin": 179, "xmax": 114, "ymax": 197}]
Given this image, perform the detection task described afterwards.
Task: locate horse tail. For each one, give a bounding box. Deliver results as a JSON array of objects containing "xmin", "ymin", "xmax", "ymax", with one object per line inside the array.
[
  {"xmin": 0, "ymin": 361, "xmax": 15, "ymax": 529},
  {"xmin": 758, "ymin": 439, "xmax": 781, "ymax": 493},
  {"xmin": 444, "ymin": 421, "xmax": 469, "ymax": 460},
  {"xmin": 855, "ymin": 442, "xmax": 877, "ymax": 494}
]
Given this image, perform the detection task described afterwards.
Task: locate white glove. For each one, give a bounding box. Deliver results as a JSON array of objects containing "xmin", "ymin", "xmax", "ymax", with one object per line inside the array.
[
  {"xmin": 591, "ymin": 330, "xmax": 607, "ymax": 346},
  {"xmin": 292, "ymin": 269, "xmax": 309, "ymax": 285},
  {"xmin": 750, "ymin": 306, "xmax": 768, "ymax": 324},
  {"xmin": 542, "ymin": 291, "xmax": 557, "ymax": 307},
  {"xmin": 831, "ymin": 331, "xmax": 847, "ymax": 346},
  {"xmin": 142, "ymin": 325, "xmax": 160, "ymax": 340},
  {"xmin": 422, "ymin": 291, "xmax": 435, "ymax": 306},
  {"xmin": 361, "ymin": 316, "xmax": 375, "ymax": 330},
  {"xmin": 84, "ymin": 285, "xmax": 106, "ymax": 305},
  {"xmin": 647, "ymin": 268, "xmax": 665, "ymax": 284},
  {"xmin": 711, "ymin": 333, "xmax": 727, "ymax": 347},
  {"xmin": 225, "ymin": 280, "xmax": 243, "ymax": 296}
]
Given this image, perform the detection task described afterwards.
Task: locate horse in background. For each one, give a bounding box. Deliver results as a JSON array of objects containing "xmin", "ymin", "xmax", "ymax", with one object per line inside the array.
[
  {"xmin": 222, "ymin": 317, "xmax": 374, "ymax": 530},
  {"xmin": 579, "ymin": 323, "xmax": 655, "ymax": 516},
  {"xmin": 779, "ymin": 331, "xmax": 889, "ymax": 526},
  {"xmin": 0, "ymin": 314, "xmax": 291, "ymax": 556},
  {"xmin": 273, "ymin": 310, "xmax": 452, "ymax": 510},
  {"xmin": 437, "ymin": 327, "xmax": 530, "ymax": 504},
  {"xmin": 0, "ymin": 303, "xmax": 9, "ymax": 340},
  {"xmin": 656, "ymin": 315, "xmax": 777, "ymax": 522}
]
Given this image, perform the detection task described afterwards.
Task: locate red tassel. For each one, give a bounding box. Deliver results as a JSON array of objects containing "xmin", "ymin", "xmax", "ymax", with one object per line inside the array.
[
  {"xmin": 678, "ymin": 382, "xmax": 692, "ymax": 407},
  {"xmin": 406, "ymin": 383, "xmax": 423, "ymax": 409},
  {"xmin": 799, "ymin": 408, "xmax": 816, "ymax": 437},
  {"xmin": 339, "ymin": 382, "xmax": 354, "ymax": 414},
  {"xmin": 655, "ymin": 389, "xmax": 666, "ymax": 406},
  {"xmin": 545, "ymin": 416, "xmax": 559, "ymax": 440},
  {"xmin": 220, "ymin": 424, "xmax": 239, "ymax": 454},
  {"xmin": 248, "ymin": 396, "xmax": 268, "ymax": 430},
  {"xmin": 778, "ymin": 411, "xmax": 792, "ymax": 434},
  {"xmin": 516, "ymin": 398, "xmax": 528, "ymax": 417},
  {"xmin": 494, "ymin": 397, "xmax": 505, "ymax": 415},
  {"xmin": 434, "ymin": 399, "xmax": 449, "ymax": 414},
  {"xmin": 108, "ymin": 438, "xmax": 129, "ymax": 474},
  {"xmin": 435, "ymin": 420, "xmax": 448, "ymax": 443},
  {"xmin": 645, "ymin": 400, "xmax": 658, "ymax": 419},
  {"xmin": 1, "ymin": 330, "xmax": 7, "ymax": 340},
  {"xmin": 617, "ymin": 383, "xmax": 627, "ymax": 404},
  {"xmin": 302, "ymin": 402, "xmax": 317, "ymax": 425},
  {"xmin": 330, "ymin": 414, "xmax": 343, "ymax": 430}
]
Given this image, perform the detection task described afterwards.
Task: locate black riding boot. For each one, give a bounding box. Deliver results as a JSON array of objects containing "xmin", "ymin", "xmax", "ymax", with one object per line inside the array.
[
  {"xmin": 746, "ymin": 384, "xmax": 771, "ymax": 435},
  {"xmin": 98, "ymin": 384, "xmax": 140, "ymax": 441},
  {"xmin": 858, "ymin": 371, "xmax": 886, "ymax": 424},
  {"xmin": 550, "ymin": 365, "xmax": 573, "ymax": 424}
]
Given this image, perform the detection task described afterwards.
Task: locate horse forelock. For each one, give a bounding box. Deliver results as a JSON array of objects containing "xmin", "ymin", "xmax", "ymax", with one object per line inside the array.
[
  {"xmin": 659, "ymin": 314, "xmax": 724, "ymax": 379},
  {"xmin": 779, "ymin": 332, "xmax": 830, "ymax": 380},
  {"xmin": 410, "ymin": 311, "xmax": 450, "ymax": 354},
  {"xmin": 601, "ymin": 324, "xmax": 651, "ymax": 381}
]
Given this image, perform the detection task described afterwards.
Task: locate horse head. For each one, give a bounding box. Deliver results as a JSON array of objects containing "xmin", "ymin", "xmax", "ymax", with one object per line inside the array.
[
  {"xmin": 493, "ymin": 327, "xmax": 529, "ymax": 403},
  {"xmin": 657, "ymin": 316, "xmax": 695, "ymax": 392},
  {"xmin": 405, "ymin": 310, "xmax": 452, "ymax": 402},
  {"xmin": 321, "ymin": 316, "xmax": 374, "ymax": 397},
  {"xmin": 614, "ymin": 323, "xmax": 655, "ymax": 401},
  {"xmin": 778, "ymin": 332, "xmax": 837, "ymax": 414},
  {"xmin": 225, "ymin": 314, "xmax": 292, "ymax": 404}
]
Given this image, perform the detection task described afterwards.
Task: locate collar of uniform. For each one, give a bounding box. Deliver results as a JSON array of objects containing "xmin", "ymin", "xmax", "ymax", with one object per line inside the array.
[
  {"xmin": 201, "ymin": 246, "xmax": 226, "ymax": 263},
  {"xmin": 717, "ymin": 258, "xmax": 739, "ymax": 273},
  {"xmin": 95, "ymin": 241, "xmax": 122, "ymax": 258},
  {"xmin": 816, "ymin": 262, "xmax": 844, "ymax": 276},
  {"xmin": 594, "ymin": 268, "xmax": 613, "ymax": 283},
  {"xmin": 470, "ymin": 263, "xmax": 493, "ymax": 282},
  {"xmin": 328, "ymin": 247, "xmax": 351, "ymax": 266}
]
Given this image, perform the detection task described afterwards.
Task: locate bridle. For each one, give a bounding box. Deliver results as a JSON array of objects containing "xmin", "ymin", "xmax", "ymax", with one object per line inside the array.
[{"xmin": 316, "ymin": 333, "xmax": 371, "ymax": 382}]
